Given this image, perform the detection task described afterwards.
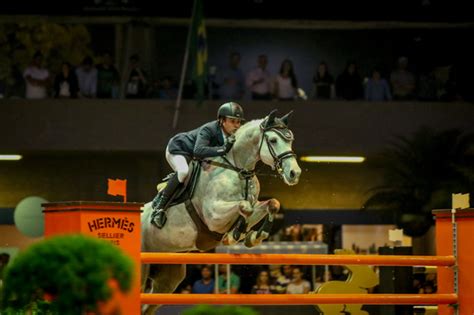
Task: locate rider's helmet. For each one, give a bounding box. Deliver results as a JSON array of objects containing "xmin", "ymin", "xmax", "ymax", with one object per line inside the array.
[{"xmin": 217, "ymin": 102, "xmax": 245, "ymax": 121}]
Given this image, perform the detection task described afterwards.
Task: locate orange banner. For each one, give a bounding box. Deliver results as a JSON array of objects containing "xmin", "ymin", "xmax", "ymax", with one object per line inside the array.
[{"xmin": 107, "ymin": 179, "xmax": 127, "ymax": 202}]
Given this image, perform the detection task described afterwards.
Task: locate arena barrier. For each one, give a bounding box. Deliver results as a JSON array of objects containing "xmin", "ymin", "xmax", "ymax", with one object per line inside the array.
[{"xmin": 43, "ymin": 202, "xmax": 473, "ymax": 314}]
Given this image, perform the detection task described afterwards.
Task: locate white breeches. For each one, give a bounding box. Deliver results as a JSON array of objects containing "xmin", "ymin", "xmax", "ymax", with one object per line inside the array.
[{"xmin": 165, "ymin": 147, "xmax": 189, "ymax": 183}]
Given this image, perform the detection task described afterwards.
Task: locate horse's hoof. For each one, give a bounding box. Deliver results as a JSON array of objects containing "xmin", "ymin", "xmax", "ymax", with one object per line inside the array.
[
  {"xmin": 268, "ymin": 198, "xmax": 280, "ymax": 213},
  {"xmin": 244, "ymin": 231, "xmax": 258, "ymax": 248},
  {"xmin": 225, "ymin": 234, "xmax": 238, "ymax": 245},
  {"xmin": 259, "ymin": 231, "xmax": 269, "ymax": 241}
]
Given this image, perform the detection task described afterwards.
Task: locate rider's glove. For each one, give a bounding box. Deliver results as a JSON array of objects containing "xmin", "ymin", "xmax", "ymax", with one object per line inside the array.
[{"xmin": 225, "ymin": 134, "xmax": 236, "ymax": 153}]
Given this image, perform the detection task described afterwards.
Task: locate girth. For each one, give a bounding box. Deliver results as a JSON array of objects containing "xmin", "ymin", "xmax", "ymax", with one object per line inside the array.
[{"xmin": 184, "ymin": 199, "xmax": 224, "ymax": 251}]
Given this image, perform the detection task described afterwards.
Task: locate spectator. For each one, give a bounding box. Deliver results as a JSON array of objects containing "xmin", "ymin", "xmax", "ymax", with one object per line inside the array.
[
  {"xmin": 53, "ymin": 62, "xmax": 79, "ymax": 99},
  {"xmin": 336, "ymin": 60, "xmax": 363, "ymax": 100},
  {"xmin": 218, "ymin": 52, "xmax": 245, "ymax": 100},
  {"xmin": 286, "ymin": 267, "xmax": 311, "ymax": 294},
  {"xmin": 274, "ymin": 59, "xmax": 298, "ymax": 101},
  {"xmin": 390, "ymin": 56, "xmax": 416, "ymax": 100},
  {"xmin": 126, "ymin": 54, "xmax": 148, "ymax": 99},
  {"xmin": 440, "ymin": 65, "xmax": 462, "ymax": 102},
  {"xmin": 304, "ymin": 227, "xmax": 321, "ymax": 241},
  {"xmin": 158, "ymin": 76, "xmax": 178, "ymax": 100},
  {"xmin": 251, "ymin": 270, "xmax": 274, "ymax": 294},
  {"xmin": 23, "ymin": 51, "xmax": 50, "ymax": 99},
  {"xmin": 422, "ymin": 281, "xmax": 435, "ymax": 294},
  {"xmin": 179, "ymin": 284, "xmax": 192, "ymax": 294},
  {"xmin": 269, "ymin": 264, "xmax": 291, "ymax": 294},
  {"xmin": 246, "ymin": 54, "xmax": 272, "ymax": 100},
  {"xmin": 312, "ymin": 61, "xmax": 335, "ymax": 100},
  {"xmin": 217, "ymin": 265, "xmax": 240, "ymax": 294},
  {"xmin": 192, "ymin": 265, "xmax": 215, "ymax": 293},
  {"xmin": 76, "ymin": 56, "xmax": 97, "ymax": 98},
  {"xmin": 365, "ymin": 68, "xmax": 392, "ymax": 101},
  {"xmin": 283, "ymin": 224, "xmax": 303, "ymax": 241},
  {"xmin": 96, "ymin": 52, "xmax": 120, "ymax": 99},
  {"xmin": 282, "ymin": 265, "xmax": 293, "ymax": 280},
  {"xmin": 417, "ymin": 67, "xmax": 438, "ymax": 101},
  {"xmin": 148, "ymin": 79, "xmax": 161, "ymax": 99}
]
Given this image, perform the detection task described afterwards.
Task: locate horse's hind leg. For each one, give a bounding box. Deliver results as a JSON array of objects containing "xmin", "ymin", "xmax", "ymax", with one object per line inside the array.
[
  {"xmin": 142, "ymin": 264, "xmax": 186, "ymax": 315},
  {"xmin": 141, "ymin": 264, "xmax": 151, "ymax": 292}
]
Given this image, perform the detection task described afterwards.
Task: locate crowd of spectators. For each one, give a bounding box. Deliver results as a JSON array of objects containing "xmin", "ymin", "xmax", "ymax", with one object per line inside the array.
[
  {"xmin": 177, "ymin": 263, "xmax": 438, "ymax": 295},
  {"xmin": 178, "ymin": 264, "xmax": 313, "ymax": 295},
  {"xmin": 4, "ymin": 49, "xmax": 465, "ymax": 103},
  {"xmin": 209, "ymin": 52, "xmax": 463, "ymax": 102}
]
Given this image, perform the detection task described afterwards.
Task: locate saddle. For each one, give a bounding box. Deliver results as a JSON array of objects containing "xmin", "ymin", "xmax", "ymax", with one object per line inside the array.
[{"xmin": 156, "ymin": 160, "xmax": 201, "ymax": 207}]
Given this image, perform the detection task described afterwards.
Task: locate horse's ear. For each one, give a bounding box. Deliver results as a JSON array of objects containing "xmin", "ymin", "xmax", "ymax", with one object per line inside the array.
[
  {"xmin": 265, "ymin": 109, "xmax": 278, "ymax": 127},
  {"xmin": 280, "ymin": 111, "xmax": 293, "ymax": 126}
]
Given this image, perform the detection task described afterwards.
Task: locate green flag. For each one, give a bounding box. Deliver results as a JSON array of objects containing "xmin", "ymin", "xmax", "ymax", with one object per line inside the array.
[{"xmin": 190, "ymin": 0, "xmax": 208, "ymax": 103}]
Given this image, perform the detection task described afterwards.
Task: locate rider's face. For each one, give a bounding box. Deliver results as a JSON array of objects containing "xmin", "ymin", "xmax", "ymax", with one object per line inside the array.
[{"xmin": 221, "ymin": 117, "xmax": 241, "ymax": 136}]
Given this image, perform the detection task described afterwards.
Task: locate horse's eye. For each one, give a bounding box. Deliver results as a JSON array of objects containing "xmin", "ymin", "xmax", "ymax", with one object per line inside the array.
[{"xmin": 270, "ymin": 138, "xmax": 277, "ymax": 144}]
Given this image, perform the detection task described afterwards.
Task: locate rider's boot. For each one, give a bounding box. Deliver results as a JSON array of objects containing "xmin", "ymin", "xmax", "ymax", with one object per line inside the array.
[
  {"xmin": 232, "ymin": 215, "xmax": 248, "ymax": 241},
  {"xmin": 151, "ymin": 173, "xmax": 181, "ymax": 229}
]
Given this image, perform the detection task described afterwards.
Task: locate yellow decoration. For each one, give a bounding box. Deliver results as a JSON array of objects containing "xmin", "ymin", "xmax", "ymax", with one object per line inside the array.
[{"xmin": 312, "ymin": 249, "xmax": 379, "ymax": 315}]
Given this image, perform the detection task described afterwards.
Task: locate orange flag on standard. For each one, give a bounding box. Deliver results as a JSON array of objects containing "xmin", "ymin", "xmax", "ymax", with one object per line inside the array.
[{"xmin": 107, "ymin": 178, "xmax": 127, "ymax": 202}]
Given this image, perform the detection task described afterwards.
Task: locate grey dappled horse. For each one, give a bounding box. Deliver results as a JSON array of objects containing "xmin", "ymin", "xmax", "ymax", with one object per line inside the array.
[{"xmin": 141, "ymin": 110, "xmax": 301, "ymax": 314}]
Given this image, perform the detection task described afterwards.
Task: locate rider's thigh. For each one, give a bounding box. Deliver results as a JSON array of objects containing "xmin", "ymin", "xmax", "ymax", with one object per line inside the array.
[{"xmin": 166, "ymin": 151, "xmax": 189, "ymax": 183}]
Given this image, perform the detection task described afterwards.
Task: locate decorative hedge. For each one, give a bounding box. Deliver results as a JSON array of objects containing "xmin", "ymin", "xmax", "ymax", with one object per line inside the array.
[{"xmin": 1, "ymin": 234, "xmax": 133, "ymax": 314}]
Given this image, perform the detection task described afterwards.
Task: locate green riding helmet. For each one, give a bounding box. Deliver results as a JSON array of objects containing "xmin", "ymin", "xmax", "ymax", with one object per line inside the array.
[{"xmin": 217, "ymin": 102, "xmax": 245, "ymax": 121}]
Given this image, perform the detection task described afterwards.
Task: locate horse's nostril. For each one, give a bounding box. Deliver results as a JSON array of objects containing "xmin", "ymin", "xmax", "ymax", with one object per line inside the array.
[{"xmin": 290, "ymin": 170, "xmax": 296, "ymax": 179}]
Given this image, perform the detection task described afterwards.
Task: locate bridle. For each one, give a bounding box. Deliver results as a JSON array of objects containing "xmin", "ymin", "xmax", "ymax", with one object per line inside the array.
[{"xmin": 257, "ymin": 120, "xmax": 296, "ymax": 177}]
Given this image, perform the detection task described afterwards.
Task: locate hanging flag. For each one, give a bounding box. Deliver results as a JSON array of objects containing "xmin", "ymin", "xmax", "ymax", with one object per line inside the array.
[
  {"xmin": 190, "ymin": 0, "xmax": 208, "ymax": 103},
  {"xmin": 107, "ymin": 179, "xmax": 127, "ymax": 203}
]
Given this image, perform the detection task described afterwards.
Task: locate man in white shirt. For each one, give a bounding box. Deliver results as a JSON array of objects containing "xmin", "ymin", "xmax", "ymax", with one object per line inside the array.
[
  {"xmin": 246, "ymin": 54, "xmax": 272, "ymax": 100},
  {"xmin": 23, "ymin": 51, "xmax": 50, "ymax": 99},
  {"xmin": 76, "ymin": 56, "xmax": 98, "ymax": 98}
]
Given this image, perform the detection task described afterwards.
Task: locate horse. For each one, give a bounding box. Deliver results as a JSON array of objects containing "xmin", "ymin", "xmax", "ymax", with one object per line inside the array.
[{"xmin": 140, "ymin": 109, "xmax": 301, "ymax": 315}]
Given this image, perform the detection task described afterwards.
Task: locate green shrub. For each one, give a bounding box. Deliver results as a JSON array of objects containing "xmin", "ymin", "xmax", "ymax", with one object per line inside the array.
[{"xmin": 1, "ymin": 234, "xmax": 133, "ymax": 315}]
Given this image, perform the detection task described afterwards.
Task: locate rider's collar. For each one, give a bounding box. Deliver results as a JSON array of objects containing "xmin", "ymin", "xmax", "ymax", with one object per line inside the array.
[{"xmin": 220, "ymin": 127, "xmax": 230, "ymax": 140}]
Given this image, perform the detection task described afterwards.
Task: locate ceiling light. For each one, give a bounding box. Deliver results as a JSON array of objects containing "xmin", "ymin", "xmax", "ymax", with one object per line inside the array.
[
  {"xmin": 300, "ymin": 156, "xmax": 365, "ymax": 163},
  {"xmin": 0, "ymin": 154, "xmax": 23, "ymax": 161}
]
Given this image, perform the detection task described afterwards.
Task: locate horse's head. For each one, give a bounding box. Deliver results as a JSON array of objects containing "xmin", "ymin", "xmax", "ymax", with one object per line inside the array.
[{"xmin": 259, "ymin": 110, "xmax": 301, "ymax": 186}]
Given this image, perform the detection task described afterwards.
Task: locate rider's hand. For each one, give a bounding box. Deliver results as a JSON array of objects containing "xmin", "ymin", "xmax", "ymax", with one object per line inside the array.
[{"xmin": 225, "ymin": 134, "xmax": 236, "ymax": 152}]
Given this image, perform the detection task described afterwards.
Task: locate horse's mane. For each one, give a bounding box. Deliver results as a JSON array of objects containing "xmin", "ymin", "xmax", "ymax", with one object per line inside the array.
[{"xmin": 234, "ymin": 118, "xmax": 264, "ymax": 140}]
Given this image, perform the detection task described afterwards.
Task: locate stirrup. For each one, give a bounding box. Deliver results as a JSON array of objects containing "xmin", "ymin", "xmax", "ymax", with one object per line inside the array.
[{"xmin": 151, "ymin": 209, "xmax": 167, "ymax": 229}]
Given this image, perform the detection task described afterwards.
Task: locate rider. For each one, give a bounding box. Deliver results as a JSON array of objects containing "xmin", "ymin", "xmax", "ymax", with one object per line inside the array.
[{"xmin": 151, "ymin": 102, "xmax": 245, "ymax": 228}]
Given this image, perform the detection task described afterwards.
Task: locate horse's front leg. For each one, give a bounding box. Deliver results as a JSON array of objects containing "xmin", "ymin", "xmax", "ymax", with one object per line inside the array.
[
  {"xmin": 243, "ymin": 198, "xmax": 281, "ymax": 247},
  {"xmin": 205, "ymin": 199, "xmax": 253, "ymax": 244}
]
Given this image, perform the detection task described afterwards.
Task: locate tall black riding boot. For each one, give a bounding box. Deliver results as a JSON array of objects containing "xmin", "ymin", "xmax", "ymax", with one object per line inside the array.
[{"xmin": 150, "ymin": 174, "xmax": 181, "ymax": 229}]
